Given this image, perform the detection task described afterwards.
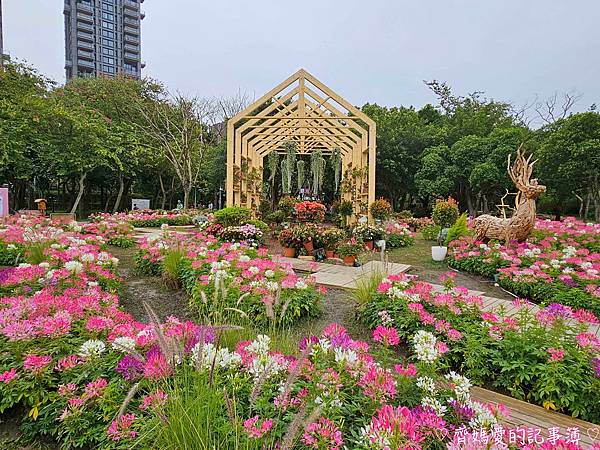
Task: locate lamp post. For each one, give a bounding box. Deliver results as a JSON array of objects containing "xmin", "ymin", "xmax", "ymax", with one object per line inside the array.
[{"xmin": 218, "ymin": 186, "xmax": 223, "ymax": 210}]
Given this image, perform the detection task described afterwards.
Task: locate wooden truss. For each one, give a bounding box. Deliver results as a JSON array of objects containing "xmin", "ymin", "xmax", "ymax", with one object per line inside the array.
[{"xmin": 226, "ymin": 69, "xmax": 376, "ymax": 218}]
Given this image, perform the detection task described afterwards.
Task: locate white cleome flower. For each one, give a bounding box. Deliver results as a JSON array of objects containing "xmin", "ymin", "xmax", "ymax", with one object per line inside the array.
[
  {"xmin": 64, "ymin": 261, "xmax": 84, "ymax": 274},
  {"xmin": 190, "ymin": 342, "xmax": 242, "ymax": 370},
  {"xmin": 111, "ymin": 336, "xmax": 136, "ymax": 353},
  {"xmin": 79, "ymin": 339, "xmax": 106, "ymax": 358},
  {"xmin": 247, "ymin": 334, "xmax": 271, "ymax": 355},
  {"xmin": 412, "ymin": 330, "xmax": 439, "ymax": 363}
]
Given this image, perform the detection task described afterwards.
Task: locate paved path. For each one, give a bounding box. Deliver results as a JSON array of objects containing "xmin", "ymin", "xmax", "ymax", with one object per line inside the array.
[{"xmin": 275, "ymin": 256, "xmax": 411, "ymax": 289}]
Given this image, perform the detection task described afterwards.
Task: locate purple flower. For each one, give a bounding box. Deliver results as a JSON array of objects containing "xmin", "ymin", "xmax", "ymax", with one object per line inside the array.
[
  {"xmin": 544, "ymin": 303, "xmax": 573, "ymax": 319},
  {"xmin": 116, "ymin": 355, "xmax": 144, "ymax": 380},
  {"xmin": 592, "ymin": 357, "xmax": 600, "ymax": 378}
]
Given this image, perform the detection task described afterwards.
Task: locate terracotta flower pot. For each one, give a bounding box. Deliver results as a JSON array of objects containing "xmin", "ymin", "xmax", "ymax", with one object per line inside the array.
[
  {"xmin": 365, "ymin": 240, "xmax": 374, "ymax": 250},
  {"xmin": 325, "ymin": 250, "xmax": 335, "ymax": 258},
  {"xmin": 303, "ymin": 241, "xmax": 314, "ymax": 252},
  {"xmin": 282, "ymin": 247, "xmax": 296, "ymax": 258},
  {"xmin": 343, "ymin": 255, "xmax": 355, "ymax": 266}
]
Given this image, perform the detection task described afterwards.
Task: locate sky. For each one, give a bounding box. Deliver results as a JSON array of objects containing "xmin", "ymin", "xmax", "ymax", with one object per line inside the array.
[{"xmin": 3, "ymin": 0, "xmax": 600, "ymax": 121}]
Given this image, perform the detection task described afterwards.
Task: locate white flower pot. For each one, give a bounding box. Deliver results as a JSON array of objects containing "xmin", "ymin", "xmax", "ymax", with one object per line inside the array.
[{"xmin": 431, "ymin": 246, "xmax": 448, "ymax": 261}]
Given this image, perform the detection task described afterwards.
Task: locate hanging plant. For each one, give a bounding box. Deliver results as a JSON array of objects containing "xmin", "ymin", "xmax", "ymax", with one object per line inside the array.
[
  {"xmin": 330, "ymin": 148, "xmax": 342, "ymax": 193},
  {"xmin": 311, "ymin": 149, "xmax": 326, "ymax": 196},
  {"xmin": 281, "ymin": 141, "xmax": 297, "ymax": 194},
  {"xmin": 297, "ymin": 160, "xmax": 305, "ymax": 192},
  {"xmin": 280, "ymin": 159, "xmax": 289, "ymax": 194},
  {"xmin": 267, "ymin": 151, "xmax": 279, "ymax": 185}
]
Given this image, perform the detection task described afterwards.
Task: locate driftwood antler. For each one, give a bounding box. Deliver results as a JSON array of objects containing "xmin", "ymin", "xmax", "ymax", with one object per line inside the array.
[{"xmin": 507, "ymin": 144, "xmax": 538, "ymax": 191}]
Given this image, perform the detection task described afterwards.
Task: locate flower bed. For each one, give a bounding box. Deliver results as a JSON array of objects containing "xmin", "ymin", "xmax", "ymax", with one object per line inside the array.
[
  {"xmin": 448, "ymin": 218, "xmax": 600, "ymax": 315},
  {"xmin": 361, "ymin": 273, "xmax": 600, "ymax": 423},
  {"xmin": 91, "ymin": 210, "xmax": 195, "ymax": 228},
  {"xmin": 136, "ymin": 228, "xmax": 324, "ymax": 327},
  {"xmin": 0, "ymin": 218, "xmax": 523, "ymax": 449},
  {"xmin": 384, "ymin": 222, "xmax": 415, "ymax": 248}
]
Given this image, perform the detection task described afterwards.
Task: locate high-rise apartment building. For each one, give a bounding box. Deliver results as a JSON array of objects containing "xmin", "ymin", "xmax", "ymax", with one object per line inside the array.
[{"xmin": 63, "ymin": 0, "xmax": 145, "ymax": 79}]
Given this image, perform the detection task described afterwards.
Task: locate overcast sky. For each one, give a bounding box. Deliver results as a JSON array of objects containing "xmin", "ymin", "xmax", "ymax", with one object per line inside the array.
[{"xmin": 4, "ymin": 0, "xmax": 599, "ymax": 120}]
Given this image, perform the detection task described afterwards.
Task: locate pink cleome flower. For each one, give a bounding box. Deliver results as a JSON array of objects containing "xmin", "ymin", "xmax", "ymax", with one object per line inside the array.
[
  {"xmin": 302, "ymin": 417, "xmax": 344, "ymax": 450},
  {"xmin": 23, "ymin": 354, "xmax": 52, "ymax": 375},
  {"xmin": 243, "ymin": 415, "xmax": 273, "ymax": 439},
  {"xmin": 372, "ymin": 326, "xmax": 400, "ymax": 347},
  {"xmin": 107, "ymin": 413, "xmax": 138, "ymax": 441}
]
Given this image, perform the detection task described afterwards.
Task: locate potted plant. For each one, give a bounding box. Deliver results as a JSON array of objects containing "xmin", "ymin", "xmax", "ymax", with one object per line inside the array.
[
  {"xmin": 278, "ymin": 228, "xmax": 299, "ymax": 257},
  {"xmin": 352, "ymin": 224, "xmax": 385, "ymax": 250},
  {"xmin": 337, "ymin": 238, "xmax": 363, "ymax": 266},
  {"xmin": 370, "ymin": 198, "xmax": 393, "ymax": 223},
  {"xmin": 431, "ymin": 198, "xmax": 459, "ymax": 262},
  {"xmin": 292, "ymin": 223, "xmax": 318, "ymax": 252},
  {"xmin": 319, "ymin": 227, "xmax": 346, "ymax": 258},
  {"xmin": 336, "ymin": 200, "xmax": 354, "ymax": 227},
  {"xmin": 432, "ymin": 227, "xmax": 449, "ymax": 261},
  {"xmin": 294, "ymin": 201, "xmax": 326, "ymax": 222}
]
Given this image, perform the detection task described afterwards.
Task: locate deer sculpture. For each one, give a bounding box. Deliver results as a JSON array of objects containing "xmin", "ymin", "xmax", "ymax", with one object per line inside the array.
[{"xmin": 474, "ymin": 145, "xmax": 546, "ymax": 242}]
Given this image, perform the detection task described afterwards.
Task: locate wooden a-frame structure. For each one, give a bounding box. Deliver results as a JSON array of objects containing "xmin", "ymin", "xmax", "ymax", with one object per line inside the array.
[{"xmin": 226, "ymin": 69, "xmax": 376, "ymax": 218}]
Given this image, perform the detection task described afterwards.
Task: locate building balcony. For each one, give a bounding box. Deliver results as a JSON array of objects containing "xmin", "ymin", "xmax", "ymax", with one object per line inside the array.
[
  {"xmin": 77, "ymin": 40, "xmax": 94, "ymax": 50},
  {"xmin": 65, "ymin": 59, "xmax": 73, "ymax": 67},
  {"xmin": 124, "ymin": 52, "xmax": 140, "ymax": 61},
  {"xmin": 124, "ymin": 43, "xmax": 139, "ymax": 52},
  {"xmin": 141, "ymin": 61, "xmax": 146, "ymax": 68},
  {"xmin": 124, "ymin": 25, "xmax": 139, "ymax": 35},
  {"xmin": 76, "ymin": 30, "xmax": 94, "ymax": 41},
  {"xmin": 124, "ymin": 17, "xmax": 139, "ymax": 26},
  {"xmin": 76, "ymin": 2, "xmax": 93, "ymax": 13},
  {"xmin": 77, "ymin": 21, "xmax": 94, "ymax": 32},
  {"xmin": 77, "ymin": 12, "xmax": 94, "ymax": 23},
  {"xmin": 141, "ymin": 11, "xmax": 146, "ymax": 20},
  {"xmin": 123, "ymin": 1, "xmax": 140, "ymax": 11},
  {"xmin": 77, "ymin": 59, "xmax": 95, "ymax": 68},
  {"xmin": 124, "ymin": 34, "xmax": 140, "ymax": 44},
  {"xmin": 77, "ymin": 49, "xmax": 94, "ymax": 60}
]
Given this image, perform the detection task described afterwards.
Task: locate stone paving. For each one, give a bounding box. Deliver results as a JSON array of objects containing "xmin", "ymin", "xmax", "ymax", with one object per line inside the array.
[{"xmin": 275, "ymin": 256, "xmax": 411, "ymax": 290}]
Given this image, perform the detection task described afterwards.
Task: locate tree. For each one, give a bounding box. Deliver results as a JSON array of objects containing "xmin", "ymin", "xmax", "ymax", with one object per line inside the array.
[
  {"xmin": 537, "ymin": 112, "xmax": 600, "ymax": 220},
  {"xmin": 137, "ymin": 92, "xmax": 216, "ymax": 209}
]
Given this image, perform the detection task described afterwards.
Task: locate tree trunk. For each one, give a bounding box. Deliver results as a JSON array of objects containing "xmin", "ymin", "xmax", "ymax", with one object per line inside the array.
[
  {"xmin": 183, "ymin": 187, "xmax": 190, "ymax": 210},
  {"xmin": 159, "ymin": 173, "xmax": 167, "ymax": 210},
  {"xmin": 112, "ymin": 173, "xmax": 125, "ymax": 213},
  {"xmin": 70, "ymin": 173, "xmax": 87, "ymax": 215}
]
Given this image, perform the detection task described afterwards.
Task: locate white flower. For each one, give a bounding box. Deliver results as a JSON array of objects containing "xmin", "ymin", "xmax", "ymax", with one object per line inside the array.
[
  {"xmin": 412, "ymin": 330, "xmax": 439, "ymax": 363},
  {"xmin": 7, "ymin": 244, "xmax": 16, "ymax": 250},
  {"xmin": 39, "ymin": 262, "xmax": 50, "ymax": 269},
  {"xmin": 416, "ymin": 376, "xmax": 436, "ymax": 393},
  {"xmin": 421, "ymin": 396, "xmax": 447, "ymax": 416},
  {"xmin": 160, "ymin": 223, "xmax": 169, "ymax": 230},
  {"xmin": 445, "ymin": 371, "xmax": 472, "ymax": 401},
  {"xmin": 18, "ymin": 263, "xmax": 31, "ymax": 268},
  {"xmin": 239, "ymin": 255, "xmax": 251, "ymax": 263},
  {"xmin": 64, "ymin": 260, "xmax": 84, "ymax": 274},
  {"xmin": 81, "ymin": 253, "xmax": 95, "ymax": 263},
  {"xmin": 334, "ymin": 347, "xmax": 358, "ymax": 366},
  {"xmin": 248, "ymin": 266, "xmax": 260, "ymax": 275},
  {"xmin": 247, "ymin": 335, "xmax": 271, "ymax": 355},
  {"xmin": 191, "ymin": 342, "xmax": 242, "ymax": 370},
  {"xmin": 111, "ymin": 257, "xmax": 119, "ymax": 266},
  {"xmin": 79, "ymin": 339, "xmax": 106, "ymax": 358},
  {"xmin": 467, "ymin": 400, "xmax": 498, "ymax": 429},
  {"xmin": 111, "ymin": 336, "xmax": 136, "ymax": 352},
  {"xmin": 295, "ymin": 280, "xmax": 308, "ymax": 290},
  {"xmin": 264, "ymin": 269, "xmax": 275, "ymax": 278}
]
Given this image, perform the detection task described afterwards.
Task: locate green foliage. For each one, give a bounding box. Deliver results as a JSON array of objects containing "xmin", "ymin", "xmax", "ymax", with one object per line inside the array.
[
  {"xmin": 277, "ymin": 196, "xmax": 297, "ymax": 219},
  {"xmin": 265, "ymin": 210, "xmax": 286, "ymax": 224},
  {"xmin": 431, "ymin": 197, "xmax": 459, "ymax": 228},
  {"xmin": 213, "ymin": 207, "xmax": 252, "ymax": 227},
  {"xmin": 245, "ymin": 219, "xmax": 269, "ymax": 233},
  {"xmin": 421, "ymin": 224, "xmax": 441, "ymax": 241},
  {"xmin": 337, "ymin": 200, "xmax": 353, "ymax": 217},
  {"xmin": 370, "ymin": 198, "xmax": 393, "ymax": 221},
  {"xmin": 445, "ymin": 212, "xmax": 469, "ymax": 245}
]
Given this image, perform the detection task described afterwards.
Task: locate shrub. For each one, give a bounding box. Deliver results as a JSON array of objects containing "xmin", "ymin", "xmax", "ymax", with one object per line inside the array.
[
  {"xmin": 445, "ymin": 212, "xmax": 469, "ymax": 245},
  {"xmin": 396, "ymin": 210, "xmax": 413, "ymax": 220},
  {"xmin": 245, "ymin": 219, "xmax": 269, "ymax": 233},
  {"xmin": 277, "ymin": 196, "xmax": 297, "ymax": 218},
  {"xmin": 213, "ymin": 207, "xmax": 252, "ymax": 227},
  {"xmin": 265, "ymin": 210, "xmax": 286, "ymax": 224},
  {"xmin": 421, "ymin": 223, "xmax": 441, "ymax": 241},
  {"xmin": 369, "ymin": 198, "xmax": 393, "ymax": 221},
  {"xmin": 432, "ymin": 197, "xmax": 459, "ymax": 228},
  {"xmin": 337, "ymin": 200, "xmax": 354, "ymax": 217}
]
